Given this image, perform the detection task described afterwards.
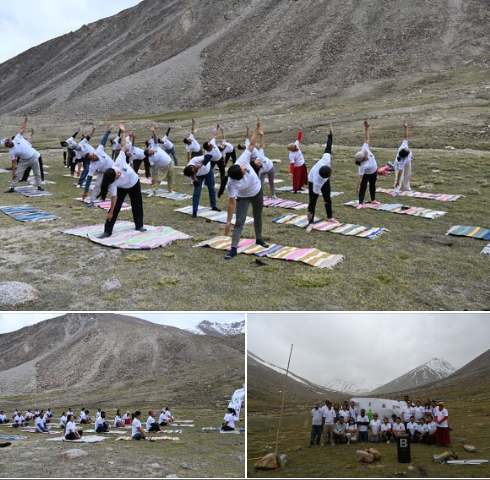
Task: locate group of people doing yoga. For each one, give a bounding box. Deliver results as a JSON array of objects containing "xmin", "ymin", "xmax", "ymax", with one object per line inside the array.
[{"xmin": 1, "ymin": 114, "xmax": 413, "ymax": 256}]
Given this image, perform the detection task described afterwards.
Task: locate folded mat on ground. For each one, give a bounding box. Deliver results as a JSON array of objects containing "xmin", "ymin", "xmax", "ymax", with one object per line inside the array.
[
  {"xmin": 194, "ymin": 236, "xmax": 344, "ymax": 269},
  {"xmin": 273, "ymin": 214, "xmax": 386, "ymax": 239},
  {"xmin": 14, "ymin": 186, "xmax": 52, "ymax": 197},
  {"xmin": 344, "ymin": 201, "xmax": 447, "ymax": 219},
  {"xmin": 63, "ymin": 221, "xmax": 192, "ymax": 250},
  {"xmin": 376, "ymin": 188, "xmax": 463, "ymax": 202},
  {"xmin": 175, "ymin": 206, "xmax": 253, "ymax": 225},
  {"xmin": 143, "ymin": 189, "xmax": 192, "ymax": 200},
  {"xmin": 263, "ymin": 197, "xmax": 308, "ymax": 210},
  {"xmin": 115, "ymin": 436, "xmax": 179, "ymax": 441},
  {"xmin": 446, "ymin": 225, "xmax": 490, "ymax": 255},
  {"xmin": 45, "ymin": 435, "xmax": 107, "ymax": 443},
  {"xmin": 76, "ymin": 198, "xmax": 131, "ymax": 211},
  {"xmin": 0, "ymin": 205, "xmax": 59, "ymax": 222}
]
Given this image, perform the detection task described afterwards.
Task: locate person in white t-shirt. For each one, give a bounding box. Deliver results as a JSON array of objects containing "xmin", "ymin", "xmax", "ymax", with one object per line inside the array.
[
  {"xmin": 392, "ymin": 417, "xmax": 406, "ymax": 442},
  {"xmin": 95, "ymin": 411, "xmax": 110, "ymax": 433},
  {"xmin": 157, "ymin": 127, "xmax": 178, "ymax": 166},
  {"xmin": 223, "ymin": 116, "xmax": 269, "ymax": 260},
  {"xmin": 222, "ymin": 407, "xmax": 237, "ymax": 431},
  {"xmin": 339, "ymin": 404, "xmax": 350, "ymax": 423},
  {"xmin": 406, "ymin": 415, "xmax": 418, "ymax": 441},
  {"xmin": 183, "ymin": 118, "xmax": 202, "ymax": 161},
  {"xmin": 320, "ymin": 401, "xmax": 335, "ymax": 446},
  {"xmin": 425, "ymin": 414, "xmax": 437, "ymax": 445},
  {"xmin": 413, "ymin": 401, "xmax": 425, "ymax": 423},
  {"xmin": 306, "ymin": 124, "xmax": 338, "ymax": 232},
  {"xmin": 24, "ymin": 410, "xmax": 34, "ymax": 422},
  {"xmin": 80, "ymin": 408, "xmax": 91, "ymax": 425},
  {"xmin": 310, "ymin": 402, "xmax": 323, "ymax": 447},
  {"xmin": 111, "ymin": 134, "xmax": 121, "ymax": 160},
  {"xmin": 349, "ymin": 401, "xmax": 359, "ymax": 425},
  {"xmin": 158, "ymin": 410, "xmax": 169, "ymax": 427},
  {"xmin": 163, "ymin": 407, "xmax": 174, "ymax": 423},
  {"xmin": 98, "ymin": 123, "xmax": 146, "ymax": 239},
  {"xmin": 0, "ymin": 411, "xmax": 9, "ymax": 424},
  {"xmin": 250, "ymin": 127, "xmax": 277, "ymax": 198},
  {"xmin": 346, "ymin": 419, "xmax": 358, "ymax": 444},
  {"xmin": 123, "ymin": 411, "xmax": 132, "ymax": 426},
  {"xmin": 357, "ymin": 409, "xmax": 370, "ymax": 443},
  {"xmin": 3, "ymin": 114, "xmax": 44, "ymax": 192},
  {"xmin": 369, "ymin": 413, "xmax": 382, "ymax": 443},
  {"xmin": 114, "ymin": 410, "xmax": 124, "ymax": 428},
  {"xmin": 35, "ymin": 412, "xmax": 49, "ymax": 433},
  {"xmin": 401, "ymin": 402, "xmax": 414, "ymax": 429},
  {"xmin": 65, "ymin": 414, "xmax": 83, "ymax": 440},
  {"xmin": 96, "ymin": 409, "xmax": 102, "ymax": 419},
  {"xmin": 287, "ymin": 126, "xmax": 308, "ymax": 193},
  {"xmin": 59, "ymin": 412, "xmax": 68, "ymax": 428},
  {"xmin": 13, "ymin": 413, "xmax": 25, "ymax": 428},
  {"xmin": 203, "ymin": 126, "xmax": 226, "ymax": 184},
  {"xmin": 146, "ymin": 411, "xmax": 161, "ymax": 433},
  {"xmin": 354, "ymin": 120, "xmax": 380, "ymax": 208},
  {"xmin": 381, "ymin": 417, "xmax": 392, "ymax": 443},
  {"xmin": 393, "ymin": 122, "xmax": 412, "ymax": 195},
  {"xmin": 146, "ymin": 126, "xmax": 174, "ymax": 195},
  {"xmin": 423, "ymin": 399, "xmax": 432, "ymax": 420},
  {"xmin": 435, "ymin": 402, "xmax": 450, "ymax": 446},
  {"xmin": 415, "ymin": 417, "xmax": 429, "ymax": 443},
  {"xmin": 219, "ymin": 127, "xmax": 237, "ymax": 166},
  {"xmin": 131, "ymin": 411, "xmax": 147, "ymax": 440}
]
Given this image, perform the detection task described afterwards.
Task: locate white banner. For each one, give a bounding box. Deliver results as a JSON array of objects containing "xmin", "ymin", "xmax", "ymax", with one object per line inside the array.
[
  {"xmin": 228, "ymin": 388, "xmax": 245, "ymax": 420},
  {"xmin": 350, "ymin": 397, "xmax": 407, "ymax": 421}
]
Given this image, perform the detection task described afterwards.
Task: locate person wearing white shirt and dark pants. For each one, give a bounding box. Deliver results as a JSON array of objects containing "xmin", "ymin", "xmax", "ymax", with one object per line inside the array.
[
  {"xmin": 357, "ymin": 410, "xmax": 370, "ymax": 443},
  {"xmin": 381, "ymin": 417, "xmax": 392, "ymax": 443},
  {"xmin": 393, "ymin": 122, "xmax": 412, "ymax": 195},
  {"xmin": 95, "ymin": 412, "xmax": 110, "ymax": 433},
  {"xmin": 222, "ymin": 408, "xmax": 237, "ymax": 431},
  {"xmin": 65, "ymin": 415, "xmax": 83, "ymax": 440},
  {"xmin": 98, "ymin": 123, "xmax": 146, "ymax": 239},
  {"xmin": 369, "ymin": 413, "xmax": 382, "ymax": 443},
  {"xmin": 425, "ymin": 414, "xmax": 437, "ymax": 446},
  {"xmin": 320, "ymin": 401, "xmax": 335, "ymax": 446},
  {"xmin": 310, "ymin": 403, "xmax": 323, "ymax": 447}
]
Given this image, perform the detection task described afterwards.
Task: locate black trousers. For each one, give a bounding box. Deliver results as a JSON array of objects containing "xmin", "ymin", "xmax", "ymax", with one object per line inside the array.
[
  {"xmin": 308, "ymin": 181, "xmax": 332, "ymax": 221},
  {"xmin": 359, "ymin": 171, "xmax": 377, "ymax": 204},
  {"xmin": 221, "ymin": 424, "xmax": 234, "ymax": 431},
  {"xmin": 104, "ymin": 180, "xmax": 144, "ymax": 235},
  {"xmin": 21, "ymin": 156, "xmax": 44, "ymax": 182},
  {"xmin": 65, "ymin": 430, "xmax": 83, "ymax": 440},
  {"xmin": 212, "ymin": 159, "xmax": 226, "ymax": 184},
  {"xmin": 133, "ymin": 158, "xmax": 151, "ymax": 178},
  {"xmin": 148, "ymin": 423, "xmax": 160, "ymax": 432},
  {"xmin": 225, "ymin": 149, "xmax": 237, "ymax": 166}
]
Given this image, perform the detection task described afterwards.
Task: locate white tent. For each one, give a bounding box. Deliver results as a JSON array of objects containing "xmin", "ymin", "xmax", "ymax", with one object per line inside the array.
[{"xmin": 350, "ymin": 397, "xmax": 408, "ymax": 421}]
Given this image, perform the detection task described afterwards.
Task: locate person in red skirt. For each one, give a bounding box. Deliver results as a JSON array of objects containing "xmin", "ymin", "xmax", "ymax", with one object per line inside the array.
[
  {"xmin": 435, "ymin": 402, "xmax": 450, "ymax": 446},
  {"xmin": 287, "ymin": 125, "xmax": 308, "ymax": 193}
]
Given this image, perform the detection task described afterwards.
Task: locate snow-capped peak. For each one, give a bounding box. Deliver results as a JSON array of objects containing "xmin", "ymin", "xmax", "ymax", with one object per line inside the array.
[
  {"xmin": 185, "ymin": 320, "xmax": 245, "ymax": 336},
  {"xmin": 425, "ymin": 357, "xmax": 456, "ymax": 376},
  {"xmin": 323, "ymin": 379, "xmax": 381, "ymax": 395}
]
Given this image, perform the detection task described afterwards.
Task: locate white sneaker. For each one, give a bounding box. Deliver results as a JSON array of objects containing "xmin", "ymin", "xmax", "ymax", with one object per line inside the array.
[
  {"xmin": 387, "ymin": 440, "xmax": 390, "ymax": 444},
  {"xmin": 271, "ymin": 195, "xmax": 278, "ymax": 200},
  {"xmin": 147, "ymin": 192, "xmax": 154, "ymax": 198},
  {"xmin": 331, "ymin": 442, "xmax": 335, "ymax": 446}
]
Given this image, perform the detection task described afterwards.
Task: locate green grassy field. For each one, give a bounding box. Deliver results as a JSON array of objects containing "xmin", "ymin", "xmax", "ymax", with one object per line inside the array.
[
  {"xmin": 247, "ymin": 380, "xmax": 490, "ymax": 478},
  {"xmin": 0, "ymin": 363, "xmax": 245, "ymax": 478},
  {"xmin": 0, "ymin": 101, "xmax": 489, "ymax": 310}
]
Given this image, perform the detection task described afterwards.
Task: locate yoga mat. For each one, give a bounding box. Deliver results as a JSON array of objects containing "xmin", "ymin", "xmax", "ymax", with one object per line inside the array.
[
  {"xmin": 194, "ymin": 236, "xmax": 344, "ymax": 269},
  {"xmin": 273, "ymin": 214, "xmax": 386, "ymax": 239},
  {"xmin": 159, "ymin": 430, "xmax": 183, "ymax": 434},
  {"xmin": 173, "ymin": 420, "xmax": 193, "ymax": 423},
  {"xmin": 0, "ymin": 169, "xmax": 10, "ymax": 173},
  {"xmin": 263, "ymin": 197, "xmax": 308, "ymax": 210},
  {"xmin": 14, "ymin": 186, "xmax": 52, "ymax": 197},
  {"xmin": 274, "ymin": 187, "xmax": 343, "ymax": 196},
  {"xmin": 27, "ymin": 179, "xmax": 56, "ymax": 185},
  {"xmin": 0, "ymin": 205, "xmax": 59, "ymax": 222},
  {"xmin": 24, "ymin": 430, "xmax": 60, "ymax": 434},
  {"xmin": 376, "ymin": 188, "xmax": 463, "ymax": 202},
  {"xmin": 170, "ymin": 424, "xmax": 195, "ymax": 427},
  {"xmin": 75, "ymin": 198, "xmax": 131, "ymax": 211},
  {"xmin": 344, "ymin": 201, "xmax": 447, "ymax": 219},
  {"xmin": 63, "ymin": 221, "xmax": 192, "ymax": 250},
  {"xmin": 83, "ymin": 430, "xmax": 125, "ymax": 434},
  {"xmin": 202, "ymin": 427, "xmax": 245, "ymax": 432},
  {"xmin": 0, "ymin": 434, "xmax": 27, "ymax": 439},
  {"xmin": 115, "ymin": 436, "xmax": 179, "ymax": 442},
  {"xmin": 175, "ymin": 206, "xmax": 253, "ymax": 225},
  {"xmin": 446, "ymin": 226, "xmax": 490, "ymax": 255},
  {"xmin": 143, "ymin": 189, "xmax": 192, "ymax": 201}
]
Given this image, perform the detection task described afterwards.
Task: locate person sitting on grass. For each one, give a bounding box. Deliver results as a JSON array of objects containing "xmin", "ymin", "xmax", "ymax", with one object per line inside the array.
[
  {"xmin": 45, "ymin": 409, "xmax": 53, "ymax": 423},
  {"xmin": 159, "ymin": 410, "xmax": 169, "ymax": 427},
  {"xmin": 24, "ymin": 409, "xmax": 34, "ymax": 423},
  {"xmin": 80, "ymin": 408, "xmax": 90, "ymax": 425},
  {"xmin": 59, "ymin": 412, "xmax": 67, "ymax": 428},
  {"xmin": 426, "ymin": 414, "xmax": 437, "ymax": 445},
  {"xmin": 95, "ymin": 411, "xmax": 110, "ymax": 433},
  {"xmin": 114, "ymin": 410, "xmax": 124, "ymax": 428},
  {"xmin": 369, "ymin": 413, "xmax": 382, "ymax": 443},
  {"xmin": 163, "ymin": 407, "xmax": 174, "ymax": 423},
  {"xmin": 0, "ymin": 411, "xmax": 9, "ymax": 424},
  {"xmin": 354, "ymin": 120, "xmax": 380, "ymax": 209},
  {"xmin": 333, "ymin": 416, "xmax": 347, "ymax": 444},
  {"xmin": 146, "ymin": 411, "xmax": 161, "ymax": 433},
  {"xmin": 381, "ymin": 417, "xmax": 392, "ymax": 443},
  {"xmin": 222, "ymin": 408, "xmax": 237, "ymax": 431},
  {"xmin": 123, "ymin": 411, "xmax": 132, "ymax": 425},
  {"xmin": 407, "ymin": 415, "xmax": 418, "ymax": 442},
  {"xmin": 392, "ymin": 417, "xmax": 406, "ymax": 442},
  {"xmin": 415, "ymin": 417, "xmax": 428, "ymax": 444},
  {"xmin": 131, "ymin": 411, "xmax": 147, "ymax": 440},
  {"xmin": 12, "ymin": 412, "xmax": 25, "ymax": 428},
  {"xmin": 65, "ymin": 415, "xmax": 83, "ymax": 440},
  {"xmin": 346, "ymin": 418, "xmax": 358, "ymax": 444},
  {"xmin": 35, "ymin": 412, "xmax": 49, "ymax": 433}
]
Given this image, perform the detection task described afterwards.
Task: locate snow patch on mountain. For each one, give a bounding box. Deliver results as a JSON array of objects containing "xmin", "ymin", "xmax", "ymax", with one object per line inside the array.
[
  {"xmin": 323, "ymin": 379, "xmax": 381, "ymax": 395},
  {"xmin": 185, "ymin": 320, "xmax": 245, "ymax": 336}
]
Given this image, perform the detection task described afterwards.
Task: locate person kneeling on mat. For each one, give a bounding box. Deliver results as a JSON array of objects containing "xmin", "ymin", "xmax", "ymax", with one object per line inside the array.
[{"xmin": 222, "ymin": 408, "xmax": 237, "ymax": 431}]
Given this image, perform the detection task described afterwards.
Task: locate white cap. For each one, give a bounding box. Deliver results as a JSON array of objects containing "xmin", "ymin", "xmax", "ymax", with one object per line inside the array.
[{"xmin": 354, "ymin": 150, "xmax": 365, "ymax": 162}]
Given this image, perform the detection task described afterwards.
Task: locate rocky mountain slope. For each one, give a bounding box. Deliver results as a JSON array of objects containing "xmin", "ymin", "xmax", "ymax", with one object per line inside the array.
[
  {"xmin": 0, "ymin": 313, "xmax": 244, "ymax": 397},
  {"xmin": 0, "ymin": 0, "xmax": 489, "ymax": 122},
  {"xmin": 186, "ymin": 319, "xmax": 245, "ymax": 336},
  {"xmin": 371, "ymin": 357, "xmax": 456, "ymax": 395}
]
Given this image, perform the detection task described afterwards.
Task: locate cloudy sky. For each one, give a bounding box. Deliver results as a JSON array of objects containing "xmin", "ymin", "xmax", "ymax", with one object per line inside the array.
[
  {"xmin": 0, "ymin": 0, "xmax": 141, "ymax": 64},
  {"xmin": 0, "ymin": 312, "xmax": 244, "ymax": 335},
  {"xmin": 248, "ymin": 313, "xmax": 490, "ymax": 388}
]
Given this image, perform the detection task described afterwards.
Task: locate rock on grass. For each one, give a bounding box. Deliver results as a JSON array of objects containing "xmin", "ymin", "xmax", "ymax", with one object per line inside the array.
[
  {"xmin": 0, "ymin": 282, "xmax": 40, "ymax": 307},
  {"xmin": 59, "ymin": 449, "xmax": 88, "ymax": 459},
  {"xmin": 101, "ymin": 277, "xmax": 121, "ymax": 293}
]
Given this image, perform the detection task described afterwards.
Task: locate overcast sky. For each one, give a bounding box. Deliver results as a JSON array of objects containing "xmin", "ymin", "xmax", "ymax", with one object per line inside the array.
[
  {"xmin": 0, "ymin": 0, "xmax": 141, "ymax": 64},
  {"xmin": 248, "ymin": 313, "xmax": 490, "ymax": 388},
  {"xmin": 0, "ymin": 312, "xmax": 244, "ymax": 335}
]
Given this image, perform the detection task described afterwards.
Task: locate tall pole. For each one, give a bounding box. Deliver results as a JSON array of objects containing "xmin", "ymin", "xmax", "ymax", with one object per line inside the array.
[{"xmin": 275, "ymin": 344, "xmax": 293, "ymax": 457}]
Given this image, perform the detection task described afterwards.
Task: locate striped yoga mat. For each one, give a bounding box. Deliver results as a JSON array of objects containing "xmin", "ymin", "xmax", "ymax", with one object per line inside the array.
[
  {"xmin": 0, "ymin": 205, "xmax": 59, "ymax": 222},
  {"xmin": 446, "ymin": 226, "xmax": 490, "ymax": 255},
  {"xmin": 376, "ymin": 188, "xmax": 463, "ymax": 202},
  {"xmin": 159, "ymin": 430, "xmax": 183, "ymax": 434},
  {"xmin": 275, "ymin": 186, "xmax": 344, "ymax": 197},
  {"xmin": 115, "ymin": 436, "xmax": 179, "ymax": 442},
  {"xmin": 202, "ymin": 427, "xmax": 246, "ymax": 432},
  {"xmin": 264, "ymin": 197, "xmax": 308, "ymax": 210},
  {"xmin": 45, "ymin": 435, "xmax": 107, "ymax": 443},
  {"xmin": 344, "ymin": 201, "xmax": 447, "ymax": 219},
  {"xmin": 144, "ymin": 189, "xmax": 192, "ymax": 201},
  {"xmin": 76, "ymin": 198, "xmax": 131, "ymax": 211},
  {"xmin": 170, "ymin": 424, "xmax": 195, "ymax": 427},
  {"xmin": 194, "ymin": 236, "xmax": 344, "ymax": 269},
  {"xmin": 14, "ymin": 186, "xmax": 52, "ymax": 197},
  {"xmin": 273, "ymin": 214, "xmax": 386, "ymax": 239},
  {"xmin": 63, "ymin": 221, "xmax": 192, "ymax": 250},
  {"xmin": 175, "ymin": 206, "xmax": 253, "ymax": 225}
]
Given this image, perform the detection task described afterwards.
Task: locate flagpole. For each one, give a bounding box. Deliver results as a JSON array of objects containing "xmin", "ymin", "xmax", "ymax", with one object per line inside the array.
[{"xmin": 275, "ymin": 344, "xmax": 293, "ymax": 457}]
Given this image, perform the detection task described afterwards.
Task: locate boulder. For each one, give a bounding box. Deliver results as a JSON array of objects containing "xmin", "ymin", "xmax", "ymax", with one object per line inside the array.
[
  {"xmin": 101, "ymin": 277, "xmax": 121, "ymax": 293},
  {"xmin": 0, "ymin": 282, "xmax": 40, "ymax": 306},
  {"xmin": 255, "ymin": 453, "xmax": 278, "ymax": 470},
  {"xmin": 367, "ymin": 448, "xmax": 381, "ymax": 460},
  {"xmin": 463, "ymin": 445, "xmax": 477, "ymax": 453},
  {"xmin": 277, "ymin": 454, "xmax": 289, "ymax": 468},
  {"xmin": 59, "ymin": 449, "xmax": 88, "ymax": 459},
  {"xmin": 356, "ymin": 450, "xmax": 374, "ymax": 463}
]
